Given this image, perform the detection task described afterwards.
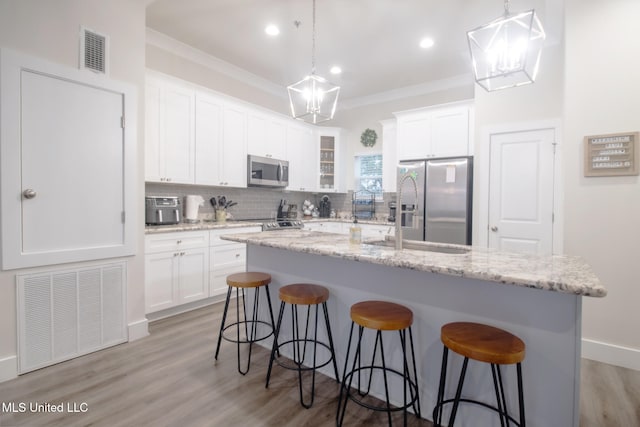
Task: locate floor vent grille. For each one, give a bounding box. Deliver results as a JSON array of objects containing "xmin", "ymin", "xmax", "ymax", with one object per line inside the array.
[{"xmin": 17, "ymin": 262, "xmax": 126, "ymax": 374}]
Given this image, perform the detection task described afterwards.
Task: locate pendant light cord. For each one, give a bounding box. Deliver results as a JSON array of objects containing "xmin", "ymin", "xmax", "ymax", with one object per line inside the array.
[
  {"xmin": 503, "ymin": 0, "xmax": 510, "ymax": 16},
  {"xmin": 311, "ymin": 0, "xmax": 317, "ymax": 74}
]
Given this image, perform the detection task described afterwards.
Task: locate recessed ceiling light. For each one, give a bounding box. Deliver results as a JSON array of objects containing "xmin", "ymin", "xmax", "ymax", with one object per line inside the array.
[
  {"xmin": 265, "ymin": 25, "xmax": 280, "ymax": 36},
  {"xmin": 420, "ymin": 37, "xmax": 435, "ymax": 49},
  {"xmin": 330, "ymin": 66, "xmax": 342, "ymax": 75}
]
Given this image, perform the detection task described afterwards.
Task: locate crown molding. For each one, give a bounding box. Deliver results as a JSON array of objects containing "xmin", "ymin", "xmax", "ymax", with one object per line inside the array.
[
  {"xmin": 146, "ymin": 27, "xmax": 473, "ymax": 111},
  {"xmin": 146, "ymin": 28, "xmax": 286, "ymax": 99},
  {"xmin": 339, "ymin": 74, "xmax": 473, "ymax": 111}
]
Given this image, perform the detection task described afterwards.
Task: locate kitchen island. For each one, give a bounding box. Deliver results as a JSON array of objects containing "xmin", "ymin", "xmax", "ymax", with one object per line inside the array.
[{"xmin": 222, "ymin": 230, "xmax": 605, "ymax": 426}]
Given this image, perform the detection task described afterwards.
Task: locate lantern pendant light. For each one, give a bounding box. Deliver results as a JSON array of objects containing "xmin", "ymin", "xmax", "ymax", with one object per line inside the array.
[
  {"xmin": 287, "ymin": 0, "xmax": 340, "ymax": 124},
  {"xmin": 467, "ymin": 0, "xmax": 546, "ymax": 91}
]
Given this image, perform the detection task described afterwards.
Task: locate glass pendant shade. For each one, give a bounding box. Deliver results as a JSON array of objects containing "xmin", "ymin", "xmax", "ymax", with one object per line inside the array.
[
  {"xmin": 288, "ymin": 73, "xmax": 340, "ymax": 124},
  {"xmin": 467, "ymin": 9, "xmax": 545, "ymax": 91}
]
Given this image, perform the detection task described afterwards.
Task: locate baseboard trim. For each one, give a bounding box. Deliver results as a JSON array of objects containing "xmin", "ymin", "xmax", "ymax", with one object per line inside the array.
[
  {"xmin": 128, "ymin": 318, "xmax": 149, "ymax": 341},
  {"xmin": 0, "ymin": 355, "xmax": 18, "ymax": 383},
  {"xmin": 582, "ymin": 338, "xmax": 640, "ymax": 371}
]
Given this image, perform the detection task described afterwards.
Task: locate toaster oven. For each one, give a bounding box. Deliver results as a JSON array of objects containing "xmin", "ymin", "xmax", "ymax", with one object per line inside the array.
[{"xmin": 145, "ymin": 196, "xmax": 181, "ymax": 225}]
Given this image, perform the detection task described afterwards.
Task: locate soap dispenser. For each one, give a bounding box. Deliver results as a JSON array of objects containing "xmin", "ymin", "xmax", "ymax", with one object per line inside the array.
[{"xmin": 349, "ymin": 218, "xmax": 362, "ymax": 245}]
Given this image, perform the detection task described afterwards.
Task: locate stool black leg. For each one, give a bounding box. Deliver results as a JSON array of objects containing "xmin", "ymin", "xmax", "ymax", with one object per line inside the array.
[
  {"xmin": 447, "ymin": 356, "xmax": 469, "ymax": 426},
  {"xmin": 214, "ymin": 286, "xmax": 233, "ymax": 360},
  {"xmin": 263, "ymin": 284, "xmax": 277, "ymax": 351},
  {"xmin": 376, "ymin": 330, "xmax": 393, "ymax": 426},
  {"xmin": 337, "ymin": 322, "xmax": 362, "ymax": 427},
  {"xmin": 321, "ymin": 302, "xmax": 340, "ymax": 382},
  {"xmin": 491, "ymin": 364, "xmax": 507, "ymax": 427},
  {"xmin": 407, "ymin": 327, "xmax": 421, "ymax": 418},
  {"xmin": 433, "ymin": 346, "xmax": 449, "ymax": 426},
  {"xmin": 265, "ymin": 301, "xmax": 286, "ymax": 388},
  {"xmin": 517, "ymin": 362, "xmax": 526, "ymax": 427}
]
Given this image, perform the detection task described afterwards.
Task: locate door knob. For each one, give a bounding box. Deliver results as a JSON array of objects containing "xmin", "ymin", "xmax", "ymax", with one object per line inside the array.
[
  {"xmin": 23, "ymin": 189, "xmax": 37, "ymax": 199},
  {"xmin": 491, "ymin": 226, "xmax": 498, "ymax": 232}
]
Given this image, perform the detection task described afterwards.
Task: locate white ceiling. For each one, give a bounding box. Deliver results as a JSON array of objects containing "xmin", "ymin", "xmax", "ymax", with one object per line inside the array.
[{"xmin": 146, "ymin": 0, "xmax": 560, "ymax": 104}]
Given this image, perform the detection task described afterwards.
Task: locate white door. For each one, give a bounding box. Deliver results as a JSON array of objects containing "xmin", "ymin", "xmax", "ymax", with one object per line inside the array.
[
  {"xmin": 488, "ymin": 129, "xmax": 555, "ymax": 254},
  {"xmin": 21, "ymin": 71, "xmax": 124, "ymax": 254}
]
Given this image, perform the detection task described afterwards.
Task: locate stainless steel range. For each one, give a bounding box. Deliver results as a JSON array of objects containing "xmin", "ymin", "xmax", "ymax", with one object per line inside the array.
[{"xmin": 261, "ymin": 219, "xmax": 304, "ymax": 231}]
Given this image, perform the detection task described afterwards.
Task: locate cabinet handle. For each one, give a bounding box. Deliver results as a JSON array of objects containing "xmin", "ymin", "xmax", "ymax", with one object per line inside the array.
[
  {"xmin": 235, "ymin": 253, "xmax": 240, "ymax": 258},
  {"xmin": 491, "ymin": 226, "xmax": 499, "ymax": 232},
  {"xmin": 176, "ymin": 240, "xmax": 182, "ymax": 244},
  {"xmin": 180, "ymin": 251, "xmax": 185, "ymax": 256},
  {"xmin": 173, "ymin": 252, "xmax": 179, "ymax": 257}
]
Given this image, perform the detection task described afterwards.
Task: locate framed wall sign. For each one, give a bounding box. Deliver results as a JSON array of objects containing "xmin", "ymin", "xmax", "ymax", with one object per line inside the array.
[{"xmin": 584, "ymin": 131, "xmax": 639, "ymax": 177}]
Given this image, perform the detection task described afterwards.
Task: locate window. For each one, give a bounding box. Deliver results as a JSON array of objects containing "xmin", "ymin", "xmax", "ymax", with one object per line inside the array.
[{"xmin": 354, "ymin": 154, "xmax": 383, "ymax": 200}]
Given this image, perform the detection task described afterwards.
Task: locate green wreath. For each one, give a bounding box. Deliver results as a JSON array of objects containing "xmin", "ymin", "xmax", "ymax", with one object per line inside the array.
[{"xmin": 360, "ymin": 128, "xmax": 378, "ymax": 147}]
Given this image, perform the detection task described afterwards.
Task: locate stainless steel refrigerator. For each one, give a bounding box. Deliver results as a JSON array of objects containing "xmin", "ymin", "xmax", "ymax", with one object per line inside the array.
[{"xmin": 398, "ymin": 156, "xmax": 473, "ymax": 245}]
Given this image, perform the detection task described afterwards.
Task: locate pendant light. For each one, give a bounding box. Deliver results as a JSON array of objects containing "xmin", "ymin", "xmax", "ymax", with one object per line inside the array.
[
  {"xmin": 287, "ymin": 0, "xmax": 340, "ymax": 124},
  {"xmin": 467, "ymin": 0, "xmax": 546, "ymax": 91}
]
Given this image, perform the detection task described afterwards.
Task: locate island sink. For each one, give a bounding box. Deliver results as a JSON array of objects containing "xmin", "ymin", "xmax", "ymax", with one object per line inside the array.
[{"xmin": 365, "ymin": 237, "xmax": 471, "ymax": 254}]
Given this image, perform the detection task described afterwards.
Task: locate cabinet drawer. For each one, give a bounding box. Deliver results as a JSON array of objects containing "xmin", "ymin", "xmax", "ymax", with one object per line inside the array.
[
  {"xmin": 145, "ymin": 231, "xmax": 209, "ymax": 254},
  {"xmin": 211, "ymin": 244, "xmax": 246, "ymax": 267}
]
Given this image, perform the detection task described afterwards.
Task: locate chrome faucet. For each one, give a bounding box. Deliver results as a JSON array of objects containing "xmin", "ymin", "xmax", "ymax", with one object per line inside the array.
[{"xmin": 395, "ymin": 169, "xmax": 419, "ymax": 250}]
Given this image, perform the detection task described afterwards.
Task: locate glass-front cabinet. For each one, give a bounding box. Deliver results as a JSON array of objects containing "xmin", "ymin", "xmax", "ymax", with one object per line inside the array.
[
  {"xmin": 317, "ymin": 128, "xmax": 343, "ymax": 192},
  {"xmin": 319, "ymin": 135, "xmax": 335, "ymax": 190}
]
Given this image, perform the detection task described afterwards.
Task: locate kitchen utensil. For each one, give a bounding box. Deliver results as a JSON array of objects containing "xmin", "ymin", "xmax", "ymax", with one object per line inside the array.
[
  {"xmin": 226, "ymin": 202, "xmax": 237, "ymax": 208},
  {"xmin": 210, "ymin": 197, "xmax": 217, "ymax": 208}
]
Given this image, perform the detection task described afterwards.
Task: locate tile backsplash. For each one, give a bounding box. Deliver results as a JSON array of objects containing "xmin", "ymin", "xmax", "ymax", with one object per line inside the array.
[{"xmin": 146, "ymin": 183, "xmax": 396, "ymax": 221}]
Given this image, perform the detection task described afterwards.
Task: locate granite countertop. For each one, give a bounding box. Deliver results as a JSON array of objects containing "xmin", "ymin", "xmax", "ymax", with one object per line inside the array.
[
  {"xmin": 221, "ymin": 230, "xmax": 607, "ymax": 298},
  {"xmin": 144, "ymin": 218, "xmax": 392, "ymax": 234},
  {"xmin": 145, "ymin": 220, "xmax": 263, "ymax": 234}
]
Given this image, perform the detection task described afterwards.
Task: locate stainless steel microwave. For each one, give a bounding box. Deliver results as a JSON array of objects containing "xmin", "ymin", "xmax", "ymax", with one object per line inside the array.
[{"xmin": 247, "ymin": 155, "xmax": 289, "ymax": 188}]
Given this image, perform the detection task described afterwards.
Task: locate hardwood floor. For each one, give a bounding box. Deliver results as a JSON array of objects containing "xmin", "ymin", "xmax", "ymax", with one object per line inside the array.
[{"xmin": 0, "ymin": 302, "xmax": 638, "ymax": 426}]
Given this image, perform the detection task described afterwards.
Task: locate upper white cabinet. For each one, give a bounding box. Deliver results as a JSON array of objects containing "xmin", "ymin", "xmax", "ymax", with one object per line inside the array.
[
  {"xmin": 395, "ymin": 102, "xmax": 473, "ymax": 161},
  {"xmin": 219, "ymin": 101, "xmax": 248, "ymax": 187},
  {"xmin": 287, "ymin": 124, "xmax": 317, "ymax": 192},
  {"xmin": 247, "ymin": 113, "xmax": 287, "ymax": 159},
  {"xmin": 145, "ymin": 76, "xmax": 195, "ymax": 184},
  {"xmin": 381, "ymin": 120, "xmax": 398, "ymax": 192},
  {"xmin": 317, "ymin": 128, "xmax": 345, "ymax": 193},
  {"xmin": 194, "ymin": 92, "xmax": 223, "ymax": 185}
]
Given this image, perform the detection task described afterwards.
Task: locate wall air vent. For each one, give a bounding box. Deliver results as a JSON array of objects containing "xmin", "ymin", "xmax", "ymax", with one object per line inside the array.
[{"xmin": 80, "ymin": 26, "xmax": 109, "ymax": 74}]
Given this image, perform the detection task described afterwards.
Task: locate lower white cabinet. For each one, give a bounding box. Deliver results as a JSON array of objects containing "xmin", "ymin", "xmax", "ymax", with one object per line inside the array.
[
  {"xmin": 145, "ymin": 231, "xmax": 209, "ymax": 313},
  {"xmin": 209, "ymin": 227, "xmax": 261, "ymax": 298}
]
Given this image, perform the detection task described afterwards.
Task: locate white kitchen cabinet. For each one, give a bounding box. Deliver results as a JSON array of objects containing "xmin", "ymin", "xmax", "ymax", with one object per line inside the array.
[
  {"xmin": 145, "ymin": 76, "xmax": 195, "ymax": 184},
  {"xmin": 247, "ymin": 113, "xmax": 287, "ymax": 160},
  {"xmin": 396, "ymin": 110, "xmax": 431, "ymax": 161},
  {"xmin": 220, "ymin": 102, "xmax": 248, "ymax": 187},
  {"xmin": 287, "ymin": 124, "xmax": 318, "ymax": 191},
  {"xmin": 209, "ymin": 227, "xmax": 261, "ymax": 298},
  {"xmin": 317, "ymin": 128, "xmax": 345, "ymax": 193},
  {"xmin": 194, "ymin": 92, "xmax": 223, "ymax": 186},
  {"xmin": 381, "ymin": 119, "xmax": 398, "ymax": 192},
  {"xmin": 145, "ymin": 231, "xmax": 209, "ymax": 314},
  {"xmin": 394, "ymin": 102, "xmax": 473, "ymax": 161},
  {"xmin": 430, "ymin": 106, "xmax": 471, "ymax": 157}
]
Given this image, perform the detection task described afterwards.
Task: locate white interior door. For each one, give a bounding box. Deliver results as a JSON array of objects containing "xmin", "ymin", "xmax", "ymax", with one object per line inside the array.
[
  {"xmin": 21, "ymin": 70, "xmax": 125, "ymax": 254},
  {"xmin": 488, "ymin": 129, "xmax": 555, "ymax": 254}
]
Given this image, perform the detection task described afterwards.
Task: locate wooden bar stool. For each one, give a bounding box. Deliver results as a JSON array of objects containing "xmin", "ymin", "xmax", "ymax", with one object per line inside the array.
[
  {"xmin": 432, "ymin": 322, "xmax": 526, "ymax": 427},
  {"xmin": 214, "ymin": 272, "xmax": 276, "ymax": 375},
  {"xmin": 265, "ymin": 283, "xmax": 340, "ymax": 408},
  {"xmin": 337, "ymin": 300, "xmax": 421, "ymax": 426}
]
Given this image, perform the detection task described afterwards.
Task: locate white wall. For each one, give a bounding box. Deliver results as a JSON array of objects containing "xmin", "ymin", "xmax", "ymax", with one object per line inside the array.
[
  {"xmin": 0, "ymin": 0, "xmax": 147, "ymax": 381},
  {"xmin": 564, "ymin": 0, "xmax": 640, "ymax": 369}
]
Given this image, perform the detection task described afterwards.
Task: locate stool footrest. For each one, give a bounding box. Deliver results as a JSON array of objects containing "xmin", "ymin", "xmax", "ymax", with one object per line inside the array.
[
  {"xmin": 433, "ymin": 398, "xmax": 523, "ymax": 427},
  {"xmin": 342, "ymin": 366, "xmax": 419, "ymax": 413},
  {"xmin": 221, "ymin": 320, "xmax": 274, "ymax": 344},
  {"xmin": 272, "ymin": 338, "xmax": 335, "ymax": 372}
]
